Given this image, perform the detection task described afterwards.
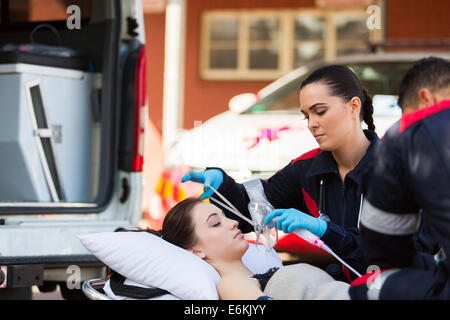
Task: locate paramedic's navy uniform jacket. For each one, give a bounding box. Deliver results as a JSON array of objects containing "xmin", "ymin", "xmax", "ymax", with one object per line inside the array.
[
  {"xmin": 352, "ymin": 99, "xmax": 450, "ymax": 299},
  {"xmin": 210, "ymin": 129, "xmax": 380, "ymax": 279}
]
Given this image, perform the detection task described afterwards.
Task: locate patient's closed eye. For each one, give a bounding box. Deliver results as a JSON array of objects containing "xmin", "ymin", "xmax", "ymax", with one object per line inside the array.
[
  {"xmin": 206, "ymin": 212, "xmax": 223, "ymax": 227},
  {"xmin": 205, "ymin": 209, "xmax": 227, "ymax": 228}
]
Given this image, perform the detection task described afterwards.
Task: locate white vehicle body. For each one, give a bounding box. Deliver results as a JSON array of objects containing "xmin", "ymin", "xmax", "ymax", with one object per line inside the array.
[
  {"xmin": 0, "ymin": 0, "xmax": 147, "ymax": 298},
  {"xmin": 167, "ymin": 53, "xmax": 450, "ymax": 182}
]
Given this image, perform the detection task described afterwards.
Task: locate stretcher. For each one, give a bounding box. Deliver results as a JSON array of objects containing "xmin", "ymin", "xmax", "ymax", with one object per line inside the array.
[
  {"xmin": 82, "ymin": 278, "xmax": 112, "ymax": 300},
  {"xmin": 82, "ymin": 264, "xmax": 352, "ymax": 300}
]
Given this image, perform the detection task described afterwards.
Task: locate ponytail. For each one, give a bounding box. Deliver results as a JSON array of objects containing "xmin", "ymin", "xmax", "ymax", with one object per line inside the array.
[
  {"xmin": 361, "ymin": 87, "xmax": 376, "ymax": 131},
  {"xmin": 143, "ymin": 228, "xmax": 164, "ymax": 238},
  {"xmin": 114, "ymin": 227, "xmax": 163, "ymax": 238}
]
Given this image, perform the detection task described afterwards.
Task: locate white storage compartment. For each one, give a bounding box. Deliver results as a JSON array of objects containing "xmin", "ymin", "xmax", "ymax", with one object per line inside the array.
[{"xmin": 0, "ymin": 62, "xmax": 95, "ymax": 203}]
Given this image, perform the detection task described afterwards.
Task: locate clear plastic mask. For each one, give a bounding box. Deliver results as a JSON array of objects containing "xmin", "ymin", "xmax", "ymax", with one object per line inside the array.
[{"xmin": 248, "ymin": 202, "xmax": 278, "ymax": 251}]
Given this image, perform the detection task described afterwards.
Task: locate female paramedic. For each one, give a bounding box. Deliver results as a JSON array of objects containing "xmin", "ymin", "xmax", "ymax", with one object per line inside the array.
[{"xmin": 182, "ymin": 65, "xmax": 379, "ymax": 281}]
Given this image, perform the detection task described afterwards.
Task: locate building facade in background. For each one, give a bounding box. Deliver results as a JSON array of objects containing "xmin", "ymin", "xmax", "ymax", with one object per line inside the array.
[
  {"xmin": 143, "ymin": 0, "xmax": 450, "ymax": 133},
  {"xmin": 142, "ymin": 0, "xmax": 450, "ymax": 222},
  {"xmin": 4, "ymin": 0, "xmax": 450, "ymax": 221}
]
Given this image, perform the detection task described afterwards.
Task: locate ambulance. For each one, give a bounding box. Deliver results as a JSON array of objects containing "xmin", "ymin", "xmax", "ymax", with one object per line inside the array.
[{"xmin": 0, "ymin": 0, "xmax": 147, "ymax": 299}]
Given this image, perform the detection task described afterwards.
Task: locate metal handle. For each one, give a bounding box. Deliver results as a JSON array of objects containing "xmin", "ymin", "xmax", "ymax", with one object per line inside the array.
[{"xmin": 81, "ymin": 278, "xmax": 112, "ymax": 300}]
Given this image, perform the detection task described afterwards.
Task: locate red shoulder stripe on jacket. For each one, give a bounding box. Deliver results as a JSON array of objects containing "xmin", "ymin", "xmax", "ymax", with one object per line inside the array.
[
  {"xmin": 291, "ymin": 148, "xmax": 321, "ymax": 166},
  {"xmin": 399, "ymin": 99, "xmax": 450, "ymax": 133},
  {"xmin": 301, "ymin": 188, "xmax": 320, "ymax": 218}
]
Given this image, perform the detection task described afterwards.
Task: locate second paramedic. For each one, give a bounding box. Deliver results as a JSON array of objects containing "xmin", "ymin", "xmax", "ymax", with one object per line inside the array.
[{"xmin": 349, "ymin": 57, "xmax": 450, "ymax": 299}]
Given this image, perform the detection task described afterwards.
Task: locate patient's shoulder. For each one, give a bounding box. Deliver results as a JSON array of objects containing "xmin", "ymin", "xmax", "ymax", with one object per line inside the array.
[
  {"xmin": 217, "ymin": 273, "xmax": 263, "ymax": 300},
  {"xmin": 217, "ymin": 273, "xmax": 251, "ymax": 293}
]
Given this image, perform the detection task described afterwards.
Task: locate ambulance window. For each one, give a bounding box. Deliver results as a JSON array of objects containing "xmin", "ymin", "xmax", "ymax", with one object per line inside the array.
[
  {"xmin": 349, "ymin": 62, "xmax": 412, "ymax": 117},
  {"xmin": 243, "ymin": 77, "xmax": 305, "ymax": 114},
  {"xmin": 348, "ymin": 62, "xmax": 413, "ymax": 96},
  {"xmin": 244, "ymin": 61, "xmax": 413, "ymax": 115}
]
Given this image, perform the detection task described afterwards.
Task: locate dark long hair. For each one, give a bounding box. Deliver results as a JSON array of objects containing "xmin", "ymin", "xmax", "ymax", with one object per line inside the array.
[
  {"xmin": 116, "ymin": 197, "xmax": 203, "ymax": 249},
  {"xmin": 300, "ymin": 65, "xmax": 375, "ymax": 131},
  {"xmin": 107, "ymin": 198, "xmax": 203, "ymax": 277}
]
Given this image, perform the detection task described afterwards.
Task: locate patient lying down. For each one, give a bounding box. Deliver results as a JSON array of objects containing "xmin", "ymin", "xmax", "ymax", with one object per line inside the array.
[{"xmin": 132, "ymin": 198, "xmax": 350, "ymax": 300}]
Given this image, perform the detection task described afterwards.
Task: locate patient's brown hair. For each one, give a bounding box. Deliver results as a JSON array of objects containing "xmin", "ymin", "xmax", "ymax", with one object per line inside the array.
[
  {"xmin": 107, "ymin": 198, "xmax": 203, "ymax": 277},
  {"xmin": 118, "ymin": 197, "xmax": 203, "ymax": 249}
]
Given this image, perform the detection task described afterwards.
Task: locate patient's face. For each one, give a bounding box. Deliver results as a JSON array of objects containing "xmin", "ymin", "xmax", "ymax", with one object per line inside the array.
[{"xmin": 189, "ymin": 202, "xmax": 249, "ymax": 263}]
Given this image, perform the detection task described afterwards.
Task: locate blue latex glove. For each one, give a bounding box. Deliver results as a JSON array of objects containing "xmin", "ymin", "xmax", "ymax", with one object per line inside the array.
[
  {"xmin": 264, "ymin": 208, "xmax": 328, "ymax": 238},
  {"xmin": 181, "ymin": 169, "xmax": 223, "ymax": 200}
]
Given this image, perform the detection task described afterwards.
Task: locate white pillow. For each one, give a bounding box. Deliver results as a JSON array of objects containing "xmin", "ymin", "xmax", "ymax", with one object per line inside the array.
[
  {"xmin": 79, "ymin": 231, "xmax": 220, "ymax": 300},
  {"xmin": 78, "ymin": 231, "xmax": 282, "ymax": 300},
  {"xmin": 101, "ymin": 243, "xmax": 282, "ymax": 300}
]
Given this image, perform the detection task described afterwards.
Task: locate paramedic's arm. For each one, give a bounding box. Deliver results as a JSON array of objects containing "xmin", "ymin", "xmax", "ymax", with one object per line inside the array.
[
  {"xmin": 262, "ymin": 161, "xmax": 306, "ymax": 211},
  {"xmin": 320, "ymin": 159, "xmax": 375, "ymax": 277},
  {"xmin": 322, "ymin": 223, "xmax": 367, "ymax": 276},
  {"xmin": 208, "ymin": 161, "xmax": 306, "ymax": 233},
  {"xmin": 359, "ymin": 131, "xmax": 420, "ymax": 269}
]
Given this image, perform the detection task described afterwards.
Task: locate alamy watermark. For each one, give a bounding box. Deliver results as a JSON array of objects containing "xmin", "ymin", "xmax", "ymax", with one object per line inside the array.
[
  {"xmin": 366, "ymin": 5, "xmax": 382, "ymax": 30},
  {"xmin": 366, "ymin": 264, "xmax": 382, "ymax": 290},
  {"xmin": 64, "ymin": 4, "xmax": 382, "ymax": 31},
  {"xmin": 66, "ymin": 5, "xmax": 81, "ymax": 30},
  {"xmin": 178, "ymin": 120, "xmax": 287, "ymax": 171},
  {"xmin": 66, "ymin": 265, "xmax": 81, "ymax": 290}
]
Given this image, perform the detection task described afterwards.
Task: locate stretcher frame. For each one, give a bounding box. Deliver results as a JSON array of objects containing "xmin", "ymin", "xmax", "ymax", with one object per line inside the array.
[{"xmin": 82, "ymin": 278, "xmax": 112, "ymax": 300}]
